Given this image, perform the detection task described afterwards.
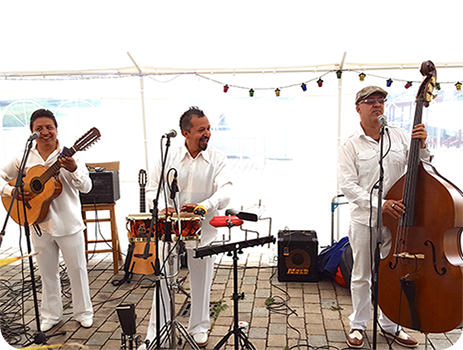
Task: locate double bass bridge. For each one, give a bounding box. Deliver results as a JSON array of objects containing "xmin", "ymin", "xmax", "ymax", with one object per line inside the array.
[{"xmin": 393, "ymin": 252, "xmax": 425, "ymax": 260}]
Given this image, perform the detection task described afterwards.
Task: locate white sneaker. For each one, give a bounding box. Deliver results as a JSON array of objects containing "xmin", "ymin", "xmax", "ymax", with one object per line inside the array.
[
  {"xmin": 40, "ymin": 323, "xmax": 55, "ymax": 332},
  {"xmin": 193, "ymin": 332, "xmax": 208, "ymax": 347},
  {"xmin": 80, "ymin": 318, "xmax": 93, "ymax": 328}
]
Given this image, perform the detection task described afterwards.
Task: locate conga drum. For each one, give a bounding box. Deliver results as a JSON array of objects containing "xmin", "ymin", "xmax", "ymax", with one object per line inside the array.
[{"xmin": 126, "ymin": 214, "xmax": 165, "ymax": 275}]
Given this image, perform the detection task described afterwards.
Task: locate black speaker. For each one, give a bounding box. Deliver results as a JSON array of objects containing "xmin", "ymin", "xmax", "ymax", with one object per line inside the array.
[
  {"xmin": 116, "ymin": 304, "xmax": 137, "ymax": 335},
  {"xmin": 80, "ymin": 170, "xmax": 120, "ymax": 204},
  {"xmin": 278, "ymin": 230, "xmax": 319, "ymax": 282}
]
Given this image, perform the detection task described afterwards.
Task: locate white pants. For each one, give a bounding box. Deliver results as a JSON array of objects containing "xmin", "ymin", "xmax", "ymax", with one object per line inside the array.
[
  {"xmin": 31, "ymin": 229, "xmax": 93, "ymax": 324},
  {"xmin": 347, "ymin": 221, "xmax": 400, "ymax": 333},
  {"xmin": 146, "ymin": 242, "xmax": 215, "ymax": 342}
]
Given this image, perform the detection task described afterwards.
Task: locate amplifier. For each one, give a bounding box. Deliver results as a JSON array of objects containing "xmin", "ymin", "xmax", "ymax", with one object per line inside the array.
[
  {"xmin": 80, "ymin": 170, "xmax": 120, "ymax": 204},
  {"xmin": 278, "ymin": 230, "xmax": 319, "ymax": 282}
]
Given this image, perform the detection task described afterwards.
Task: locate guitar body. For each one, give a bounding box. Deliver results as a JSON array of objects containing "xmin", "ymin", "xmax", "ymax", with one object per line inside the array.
[{"xmin": 2, "ymin": 165, "xmax": 63, "ymax": 226}]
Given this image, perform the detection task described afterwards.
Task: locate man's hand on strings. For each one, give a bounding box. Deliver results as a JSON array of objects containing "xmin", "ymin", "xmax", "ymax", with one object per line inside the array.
[
  {"xmin": 11, "ymin": 189, "xmax": 32, "ymax": 202},
  {"xmin": 383, "ymin": 199, "xmax": 405, "ymax": 219}
]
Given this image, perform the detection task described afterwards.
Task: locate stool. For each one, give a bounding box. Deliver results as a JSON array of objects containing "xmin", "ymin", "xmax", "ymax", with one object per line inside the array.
[{"xmin": 82, "ymin": 202, "xmax": 123, "ymax": 274}]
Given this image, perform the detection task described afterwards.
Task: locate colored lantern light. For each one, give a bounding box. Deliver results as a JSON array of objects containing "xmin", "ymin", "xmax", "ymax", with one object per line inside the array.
[
  {"xmin": 359, "ymin": 73, "xmax": 366, "ymax": 82},
  {"xmin": 456, "ymin": 82, "xmax": 462, "ymax": 91},
  {"xmin": 317, "ymin": 78, "xmax": 323, "ymax": 87},
  {"xmin": 336, "ymin": 70, "xmax": 342, "ymax": 79},
  {"xmin": 405, "ymin": 81, "xmax": 413, "ymax": 89},
  {"xmin": 249, "ymin": 89, "xmax": 254, "ymax": 97},
  {"xmin": 223, "ymin": 84, "xmax": 229, "ymax": 93},
  {"xmin": 275, "ymin": 88, "xmax": 281, "ymax": 97},
  {"xmin": 301, "ymin": 83, "xmax": 307, "ymax": 91},
  {"xmin": 436, "ymin": 82, "xmax": 441, "ymax": 90},
  {"xmin": 386, "ymin": 79, "xmax": 393, "ymax": 87}
]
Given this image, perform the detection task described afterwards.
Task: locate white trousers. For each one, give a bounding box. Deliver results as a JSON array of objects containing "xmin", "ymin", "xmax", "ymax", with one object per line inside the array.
[
  {"xmin": 347, "ymin": 221, "xmax": 400, "ymax": 333},
  {"xmin": 31, "ymin": 229, "xmax": 93, "ymax": 324},
  {"xmin": 146, "ymin": 242, "xmax": 215, "ymax": 342}
]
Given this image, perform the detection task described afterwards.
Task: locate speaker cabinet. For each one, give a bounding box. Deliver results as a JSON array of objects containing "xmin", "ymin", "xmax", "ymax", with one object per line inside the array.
[
  {"xmin": 80, "ymin": 170, "xmax": 120, "ymax": 204},
  {"xmin": 278, "ymin": 230, "xmax": 319, "ymax": 282}
]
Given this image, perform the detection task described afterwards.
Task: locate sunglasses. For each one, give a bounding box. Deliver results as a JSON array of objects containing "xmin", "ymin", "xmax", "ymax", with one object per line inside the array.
[{"xmin": 358, "ymin": 98, "xmax": 387, "ymax": 105}]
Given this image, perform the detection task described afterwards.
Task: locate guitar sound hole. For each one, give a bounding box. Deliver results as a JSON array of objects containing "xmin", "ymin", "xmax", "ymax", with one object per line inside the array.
[{"xmin": 31, "ymin": 178, "xmax": 43, "ymax": 193}]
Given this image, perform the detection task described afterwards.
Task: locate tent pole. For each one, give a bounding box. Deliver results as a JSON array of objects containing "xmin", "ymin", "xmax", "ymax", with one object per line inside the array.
[
  {"xmin": 128, "ymin": 52, "xmax": 150, "ymax": 172},
  {"xmin": 336, "ymin": 52, "xmax": 347, "ymax": 242}
]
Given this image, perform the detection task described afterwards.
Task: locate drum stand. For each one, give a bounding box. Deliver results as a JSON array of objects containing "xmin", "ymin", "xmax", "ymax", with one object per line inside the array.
[
  {"xmin": 195, "ymin": 234, "xmax": 275, "ymax": 350},
  {"xmin": 147, "ymin": 240, "xmax": 199, "ymax": 350}
]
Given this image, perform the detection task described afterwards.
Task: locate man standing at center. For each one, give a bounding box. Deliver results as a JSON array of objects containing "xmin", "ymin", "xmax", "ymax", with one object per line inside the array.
[{"xmin": 142, "ymin": 106, "xmax": 233, "ymax": 349}]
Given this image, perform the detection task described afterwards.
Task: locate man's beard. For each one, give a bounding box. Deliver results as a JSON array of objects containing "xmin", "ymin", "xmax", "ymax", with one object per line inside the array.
[{"xmin": 198, "ymin": 136, "xmax": 209, "ymax": 151}]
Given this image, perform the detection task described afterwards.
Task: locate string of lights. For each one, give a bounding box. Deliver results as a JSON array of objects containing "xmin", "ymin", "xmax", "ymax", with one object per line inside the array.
[{"xmin": 1, "ymin": 65, "xmax": 462, "ymax": 95}]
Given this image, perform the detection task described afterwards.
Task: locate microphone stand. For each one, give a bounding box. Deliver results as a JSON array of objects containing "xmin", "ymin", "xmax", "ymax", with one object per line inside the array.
[
  {"xmin": 150, "ymin": 170, "xmax": 199, "ymax": 350},
  {"xmin": 372, "ymin": 124, "xmax": 388, "ymax": 350},
  {"xmin": 141, "ymin": 135, "xmax": 172, "ymax": 350},
  {"xmin": 1, "ymin": 138, "xmax": 65, "ymax": 346}
]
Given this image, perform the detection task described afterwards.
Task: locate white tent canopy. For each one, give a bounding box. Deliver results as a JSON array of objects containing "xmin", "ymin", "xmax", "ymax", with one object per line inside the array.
[{"xmin": 2, "ymin": 1, "xmax": 463, "ymax": 72}]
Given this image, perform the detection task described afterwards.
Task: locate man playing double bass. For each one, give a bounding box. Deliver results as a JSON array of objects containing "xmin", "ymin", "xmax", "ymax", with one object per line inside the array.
[{"xmin": 338, "ymin": 86, "xmax": 430, "ymax": 348}]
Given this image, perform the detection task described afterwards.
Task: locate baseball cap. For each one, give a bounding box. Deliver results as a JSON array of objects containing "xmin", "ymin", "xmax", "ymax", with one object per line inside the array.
[{"xmin": 355, "ymin": 86, "xmax": 388, "ymax": 105}]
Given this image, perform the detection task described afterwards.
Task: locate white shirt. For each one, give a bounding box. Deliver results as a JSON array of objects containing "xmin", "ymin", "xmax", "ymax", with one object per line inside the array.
[
  {"xmin": 0, "ymin": 142, "xmax": 92, "ymax": 236},
  {"xmin": 146, "ymin": 144, "xmax": 233, "ymax": 246},
  {"xmin": 338, "ymin": 125, "xmax": 431, "ymax": 225}
]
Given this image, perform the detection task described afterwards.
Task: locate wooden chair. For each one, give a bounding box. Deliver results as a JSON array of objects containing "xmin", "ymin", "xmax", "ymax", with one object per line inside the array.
[{"xmin": 81, "ymin": 161, "xmax": 122, "ymax": 274}]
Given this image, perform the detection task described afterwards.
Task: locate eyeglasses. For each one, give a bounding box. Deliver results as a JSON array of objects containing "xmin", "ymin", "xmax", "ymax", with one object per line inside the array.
[{"xmin": 358, "ymin": 98, "xmax": 387, "ymax": 105}]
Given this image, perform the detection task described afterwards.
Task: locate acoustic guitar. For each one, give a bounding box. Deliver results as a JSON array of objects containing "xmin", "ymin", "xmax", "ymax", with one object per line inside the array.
[{"xmin": 2, "ymin": 127, "xmax": 101, "ymax": 226}]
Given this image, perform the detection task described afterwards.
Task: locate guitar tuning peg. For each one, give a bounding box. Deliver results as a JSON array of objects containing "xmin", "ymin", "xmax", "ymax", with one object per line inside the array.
[{"xmin": 432, "ymin": 94, "xmax": 437, "ymax": 99}]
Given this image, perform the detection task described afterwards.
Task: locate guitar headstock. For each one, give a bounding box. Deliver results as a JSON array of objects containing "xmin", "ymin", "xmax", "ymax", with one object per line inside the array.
[
  {"xmin": 417, "ymin": 60, "xmax": 437, "ymax": 108},
  {"xmin": 73, "ymin": 127, "xmax": 101, "ymax": 152},
  {"xmin": 139, "ymin": 169, "xmax": 147, "ymax": 188}
]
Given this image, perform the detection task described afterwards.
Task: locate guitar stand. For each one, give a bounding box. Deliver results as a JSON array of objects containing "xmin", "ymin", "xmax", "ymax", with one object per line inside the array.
[{"xmin": 195, "ymin": 235, "xmax": 275, "ymax": 350}]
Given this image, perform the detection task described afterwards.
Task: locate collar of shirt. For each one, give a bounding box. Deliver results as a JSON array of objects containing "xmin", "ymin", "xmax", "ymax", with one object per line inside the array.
[
  {"xmin": 31, "ymin": 142, "xmax": 61, "ymax": 163},
  {"xmin": 356, "ymin": 123, "xmax": 378, "ymax": 143},
  {"xmin": 180, "ymin": 143, "xmax": 211, "ymax": 164}
]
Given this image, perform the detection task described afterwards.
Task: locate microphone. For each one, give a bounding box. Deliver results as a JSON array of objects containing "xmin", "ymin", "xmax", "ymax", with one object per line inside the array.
[
  {"xmin": 377, "ymin": 115, "xmax": 388, "ymax": 127},
  {"xmin": 194, "ymin": 205, "xmax": 207, "ymax": 216},
  {"xmin": 170, "ymin": 169, "xmax": 178, "ymax": 200},
  {"xmin": 163, "ymin": 129, "xmax": 177, "ymax": 138},
  {"xmin": 28, "ymin": 131, "xmax": 40, "ymax": 141}
]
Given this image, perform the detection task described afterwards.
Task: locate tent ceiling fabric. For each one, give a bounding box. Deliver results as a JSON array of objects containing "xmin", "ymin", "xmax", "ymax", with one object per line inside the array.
[{"xmin": 2, "ymin": 1, "xmax": 462, "ymax": 74}]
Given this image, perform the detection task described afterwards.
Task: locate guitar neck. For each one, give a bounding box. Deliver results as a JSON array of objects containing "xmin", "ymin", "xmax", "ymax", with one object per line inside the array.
[
  {"xmin": 41, "ymin": 146, "xmax": 77, "ymax": 183},
  {"xmin": 140, "ymin": 187, "xmax": 146, "ymax": 213}
]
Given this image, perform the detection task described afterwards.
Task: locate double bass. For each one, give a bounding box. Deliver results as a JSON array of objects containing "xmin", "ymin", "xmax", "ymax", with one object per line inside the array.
[{"xmin": 378, "ymin": 61, "xmax": 463, "ymax": 333}]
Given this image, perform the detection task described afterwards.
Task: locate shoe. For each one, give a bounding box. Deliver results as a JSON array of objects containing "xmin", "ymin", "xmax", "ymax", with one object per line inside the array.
[
  {"xmin": 193, "ymin": 332, "xmax": 208, "ymax": 347},
  {"xmin": 137, "ymin": 344, "xmax": 147, "ymax": 350},
  {"xmin": 80, "ymin": 318, "xmax": 93, "ymax": 328},
  {"xmin": 40, "ymin": 323, "xmax": 55, "ymax": 332},
  {"xmin": 347, "ymin": 329, "xmax": 364, "ymax": 348},
  {"xmin": 381, "ymin": 329, "xmax": 419, "ymax": 348}
]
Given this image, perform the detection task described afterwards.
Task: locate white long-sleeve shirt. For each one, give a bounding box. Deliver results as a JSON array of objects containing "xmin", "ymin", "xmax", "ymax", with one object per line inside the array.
[
  {"xmin": 0, "ymin": 142, "xmax": 92, "ymax": 236},
  {"xmin": 146, "ymin": 144, "xmax": 233, "ymax": 246},
  {"xmin": 338, "ymin": 125, "xmax": 431, "ymax": 226}
]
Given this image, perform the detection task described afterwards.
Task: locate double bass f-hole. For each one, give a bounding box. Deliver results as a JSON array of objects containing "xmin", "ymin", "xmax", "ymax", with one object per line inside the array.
[{"xmin": 424, "ymin": 240, "xmax": 448, "ymax": 276}]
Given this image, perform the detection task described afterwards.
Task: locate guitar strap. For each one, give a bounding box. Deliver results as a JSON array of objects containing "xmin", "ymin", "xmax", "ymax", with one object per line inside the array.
[{"xmin": 32, "ymin": 224, "xmax": 43, "ymax": 237}]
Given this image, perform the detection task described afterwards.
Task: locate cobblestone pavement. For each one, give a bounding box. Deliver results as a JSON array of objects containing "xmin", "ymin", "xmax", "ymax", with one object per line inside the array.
[{"xmin": 0, "ymin": 244, "xmax": 461, "ymax": 350}]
